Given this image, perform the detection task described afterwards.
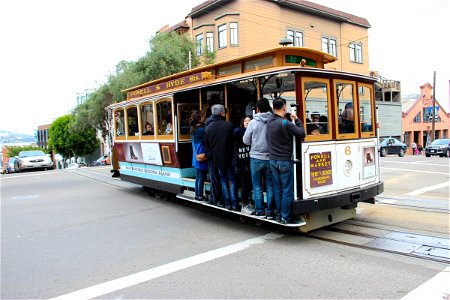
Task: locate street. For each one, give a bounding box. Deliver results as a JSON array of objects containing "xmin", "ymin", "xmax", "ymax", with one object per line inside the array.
[{"xmin": 1, "ymin": 155, "xmax": 449, "ymax": 299}]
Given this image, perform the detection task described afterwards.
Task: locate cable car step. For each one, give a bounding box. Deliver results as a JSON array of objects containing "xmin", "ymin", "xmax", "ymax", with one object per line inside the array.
[{"xmin": 176, "ymin": 193, "xmax": 306, "ymax": 227}]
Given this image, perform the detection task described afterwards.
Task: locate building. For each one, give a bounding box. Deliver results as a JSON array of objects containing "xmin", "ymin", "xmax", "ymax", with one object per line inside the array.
[
  {"xmin": 76, "ymin": 88, "xmax": 95, "ymax": 107},
  {"xmin": 402, "ymin": 83, "xmax": 449, "ymax": 154},
  {"xmin": 160, "ymin": 0, "xmax": 401, "ymax": 138},
  {"xmin": 37, "ymin": 124, "xmax": 51, "ymax": 148}
]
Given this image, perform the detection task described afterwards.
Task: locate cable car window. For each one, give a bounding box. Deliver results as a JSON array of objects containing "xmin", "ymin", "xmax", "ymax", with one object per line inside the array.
[
  {"xmin": 178, "ymin": 104, "xmax": 199, "ymax": 140},
  {"xmin": 127, "ymin": 106, "xmax": 139, "ymax": 137},
  {"xmin": 141, "ymin": 103, "xmax": 155, "ymax": 137},
  {"xmin": 115, "ymin": 109, "xmax": 125, "ymax": 137},
  {"xmin": 303, "ymin": 79, "xmax": 331, "ymax": 137},
  {"xmin": 336, "ymin": 82, "xmax": 356, "ymax": 134},
  {"xmin": 156, "ymin": 100, "xmax": 173, "ymax": 136},
  {"xmin": 359, "ymin": 85, "xmax": 374, "ymax": 134}
]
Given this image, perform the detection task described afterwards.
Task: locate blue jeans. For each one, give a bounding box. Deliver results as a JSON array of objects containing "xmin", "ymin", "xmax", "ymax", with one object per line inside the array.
[
  {"xmin": 208, "ymin": 160, "xmax": 221, "ymax": 204},
  {"xmin": 250, "ymin": 158, "xmax": 274, "ymax": 214},
  {"xmin": 270, "ymin": 160, "xmax": 294, "ymax": 222},
  {"xmin": 195, "ymin": 168, "xmax": 207, "ymax": 198},
  {"xmin": 218, "ymin": 167, "xmax": 237, "ymax": 208}
]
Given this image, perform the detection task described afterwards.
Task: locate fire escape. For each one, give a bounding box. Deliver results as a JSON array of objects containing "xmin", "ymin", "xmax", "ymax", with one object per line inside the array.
[{"xmin": 371, "ymin": 72, "xmax": 401, "ymax": 102}]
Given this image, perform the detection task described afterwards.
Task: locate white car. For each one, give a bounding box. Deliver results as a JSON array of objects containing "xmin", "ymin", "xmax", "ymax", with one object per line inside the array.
[{"xmin": 18, "ymin": 150, "xmax": 54, "ymax": 171}]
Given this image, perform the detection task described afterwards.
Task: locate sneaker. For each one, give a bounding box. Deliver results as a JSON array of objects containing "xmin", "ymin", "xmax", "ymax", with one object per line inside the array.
[
  {"xmin": 254, "ymin": 211, "xmax": 265, "ymax": 218},
  {"xmin": 241, "ymin": 204, "xmax": 255, "ymax": 215},
  {"xmin": 232, "ymin": 206, "xmax": 239, "ymax": 211},
  {"xmin": 266, "ymin": 211, "xmax": 274, "ymax": 220}
]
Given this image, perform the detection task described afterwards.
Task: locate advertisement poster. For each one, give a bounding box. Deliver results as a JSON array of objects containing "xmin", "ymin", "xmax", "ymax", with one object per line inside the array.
[
  {"xmin": 141, "ymin": 143, "xmax": 163, "ymax": 166},
  {"xmin": 363, "ymin": 146, "xmax": 376, "ymax": 179},
  {"xmin": 309, "ymin": 152, "xmax": 333, "ymax": 188},
  {"xmin": 123, "ymin": 143, "xmax": 144, "ymax": 163}
]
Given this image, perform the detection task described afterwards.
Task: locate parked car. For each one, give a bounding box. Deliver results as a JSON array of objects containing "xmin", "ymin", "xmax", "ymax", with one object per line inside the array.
[
  {"xmin": 17, "ymin": 150, "xmax": 54, "ymax": 171},
  {"xmin": 93, "ymin": 155, "xmax": 111, "ymax": 166},
  {"xmin": 379, "ymin": 137, "xmax": 407, "ymax": 157},
  {"xmin": 425, "ymin": 138, "xmax": 450, "ymax": 157},
  {"xmin": 6, "ymin": 157, "xmax": 20, "ymax": 173}
]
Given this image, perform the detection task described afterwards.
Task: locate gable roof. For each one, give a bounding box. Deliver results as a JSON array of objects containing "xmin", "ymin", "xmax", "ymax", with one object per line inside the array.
[{"xmin": 187, "ymin": 0, "xmax": 370, "ymax": 28}]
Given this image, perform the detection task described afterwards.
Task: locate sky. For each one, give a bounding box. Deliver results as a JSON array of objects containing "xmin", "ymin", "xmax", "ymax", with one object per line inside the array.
[{"xmin": 1, "ymin": 0, "xmax": 449, "ymax": 135}]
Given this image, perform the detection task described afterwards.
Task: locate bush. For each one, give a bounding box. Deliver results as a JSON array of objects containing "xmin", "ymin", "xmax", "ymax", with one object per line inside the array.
[{"xmin": 5, "ymin": 145, "xmax": 50, "ymax": 158}]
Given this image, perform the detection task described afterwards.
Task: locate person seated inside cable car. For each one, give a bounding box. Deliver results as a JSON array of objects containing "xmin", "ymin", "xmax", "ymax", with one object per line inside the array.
[
  {"xmin": 143, "ymin": 122, "xmax": 154, "ymax": 136},
  {"xmin": 307, "ymin": 124, "xmax": 320, "ymax": 135}
]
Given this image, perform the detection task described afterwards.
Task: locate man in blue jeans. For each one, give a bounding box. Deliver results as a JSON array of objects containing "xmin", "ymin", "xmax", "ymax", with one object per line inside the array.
[
  {"xmin": 267, "ymin": 97, "xmax": 305, "ymax": 224},
  {"xmin": 243, "ymin": 98, "xmax": 275, "ymax": 219},
  {"xmin": 205, "ymin": 104, "xmax": 238, "ymax": 210}
]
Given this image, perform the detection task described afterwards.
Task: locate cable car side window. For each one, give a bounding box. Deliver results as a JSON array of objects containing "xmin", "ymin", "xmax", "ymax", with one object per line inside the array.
[
  {"xmin": 114, "ymin": 109, "xmax": 125, "ymax": 139},
  {"xmin": 359, "ymin": 84, "xmax": 375, "ymax": 136},
  {"xmin": 140, "ymin": 103, "xmax": 155, "ymax": 139},
  {"xmin": 155, "ymin": 99, "xmax": 173, "ymax": 139},
  {"xmin": 126, "ymin": 106, "xmax": 139, "ymax": 139}
]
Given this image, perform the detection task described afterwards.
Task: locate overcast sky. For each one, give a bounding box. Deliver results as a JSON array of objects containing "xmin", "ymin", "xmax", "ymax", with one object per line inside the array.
[{"xmin": 1, "ymin": 0, "xmax": 448, "ymax": 135}]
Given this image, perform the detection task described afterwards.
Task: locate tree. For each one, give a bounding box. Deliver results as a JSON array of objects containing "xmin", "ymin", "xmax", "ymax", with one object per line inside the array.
[
  {"xmin": 49, "ymin": 115, "xmax": 99, "ymax": 159},
  {"xmin": 71, "ymin": 32, "xmax": 201, "ymax": 140},
  {"xmin": 49, "ymin": 115, "xmax": 72, "ymax": 159}
]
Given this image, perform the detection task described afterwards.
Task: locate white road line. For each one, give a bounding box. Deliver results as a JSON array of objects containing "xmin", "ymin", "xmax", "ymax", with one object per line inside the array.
[
  {"xmin": 0, "ymin": 172, "xmax": 58, "ymax": 180},
  {"xmin": 404, "ymin": 182, "xmax": 450, "ymax": 196},
  {"xmin": 401, "ymin": 266, "xmax": 450, "ymax": 300},
  {"xmin": 382, "ymin": 160, "xmax": 449, "ymax": 167},
  {"xmin": 48, "ymin": 233, "xmax": 283, "ymax": 300},
  {"xmin": 381, "ymin": 167, "xmax": 449, "ymax": 175}
]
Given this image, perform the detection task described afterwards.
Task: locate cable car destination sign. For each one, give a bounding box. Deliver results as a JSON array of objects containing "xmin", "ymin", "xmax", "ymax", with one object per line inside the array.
[{"xmin": 127, "ymin": 72, "xmax": 211, "ymax": 100}]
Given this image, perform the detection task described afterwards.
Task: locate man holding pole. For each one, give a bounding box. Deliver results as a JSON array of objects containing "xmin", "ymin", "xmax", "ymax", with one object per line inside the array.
[{"xmin": 267, "ymin": 97, "xmax": 305, "ymax": 224}]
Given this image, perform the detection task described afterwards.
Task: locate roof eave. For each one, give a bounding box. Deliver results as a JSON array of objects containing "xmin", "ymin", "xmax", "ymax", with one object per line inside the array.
[{"xmin": 277, "ymin": 0, "xmax": 371, "ymax": 28}]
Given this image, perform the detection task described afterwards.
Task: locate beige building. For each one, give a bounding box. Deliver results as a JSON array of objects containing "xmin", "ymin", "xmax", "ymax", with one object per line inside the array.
[{"xmin": 163, "ymin": 0, "xmax": 371, "ymax": 75}]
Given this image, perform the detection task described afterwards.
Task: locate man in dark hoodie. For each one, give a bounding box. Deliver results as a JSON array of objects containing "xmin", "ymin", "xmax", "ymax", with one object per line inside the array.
[
  {"xmin": 205, "ymin": 104, "xmax": 237, "ymax": 210},
  {"xmin": 267, "ymin": 97, "xmax": 305, "ymax": 224},
  {"xmin": 243, "ymin": 98, "xmax": 275, "ymax": 219}
]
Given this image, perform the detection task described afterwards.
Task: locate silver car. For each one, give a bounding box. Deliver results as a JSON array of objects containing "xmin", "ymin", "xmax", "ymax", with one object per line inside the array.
[{"xmin": 18, "ymin": 150, "xmax": 54, "ymax": 171}]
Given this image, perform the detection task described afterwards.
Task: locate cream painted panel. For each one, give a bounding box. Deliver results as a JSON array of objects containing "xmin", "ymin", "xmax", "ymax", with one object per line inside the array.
[{"xmin": 335, "ymin": 140, "xmax": 361, "ymax": 191}]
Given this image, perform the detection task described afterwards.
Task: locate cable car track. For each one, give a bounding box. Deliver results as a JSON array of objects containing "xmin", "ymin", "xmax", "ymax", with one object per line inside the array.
[{"xmin": 305, "ymin": 221, "xmax": 450, "ymax": 264}]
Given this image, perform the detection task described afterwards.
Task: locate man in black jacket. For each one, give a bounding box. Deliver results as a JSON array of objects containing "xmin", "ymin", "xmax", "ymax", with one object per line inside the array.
[
  {"xmin": 205, "ymin": 104, "xmax": 237, "ymax": 210},
  {"xmin": 267, "ymin": 97, "xmax": 306, "ymax": 224}
]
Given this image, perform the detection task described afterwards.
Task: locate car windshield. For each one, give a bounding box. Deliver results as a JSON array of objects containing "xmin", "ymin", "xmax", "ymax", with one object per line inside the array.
[
  {"xmin": 18, "ymin": 150, "xmax": 46, "ymax": 158},
  {"xmin": 431, "ymin": 139, "xmax": 449, "ymax": 145}
]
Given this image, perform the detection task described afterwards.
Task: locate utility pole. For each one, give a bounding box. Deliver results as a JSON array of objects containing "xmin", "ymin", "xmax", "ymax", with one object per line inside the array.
[{"xmin": 431, "ymin": 71, "xmax": 436, "ymax": 143}]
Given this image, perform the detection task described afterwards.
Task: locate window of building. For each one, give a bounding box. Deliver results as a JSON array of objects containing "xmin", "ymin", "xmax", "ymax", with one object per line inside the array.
[
  {"xmin": 230, "ymin": 22, "xmax": 238, "ymax": 46},
  {"xmin": 156, "ymin": 99, "xmax": 173, "ymax": 137},
  {"xmin": 206, "ymin": 32, "xmax": 214, "ymax": 52},
  {"xmin": 218, "ymin": 24, "xmax": 227, "ymax": 48},
  {"xmin": 413, "ymin": 111, "xmax": 421, "ymax": 123},
  {"xmin": 322, "ymin": 37, "xmax": 336, "ymax": 56},
  {"xmin": 287, "ymin": 29, "xmax": 303, "ymax": 47},
  {"xmin": 140, "ymin": 103, "xmax": 154, "ymax": 138},
  {"xmin": 196, "ymin": 33, "xmax": 204, "ymax": 55},
  {"xmin": 126, "ymin": 106, "xmax": 139, "ymax": 137},
  {"xmin": 350, "ymin": 43, "xmax": 362, "ymax": 63}
]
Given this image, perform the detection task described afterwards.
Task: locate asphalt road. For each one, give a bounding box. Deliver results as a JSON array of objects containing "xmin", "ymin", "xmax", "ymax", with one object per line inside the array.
[{"xmin": 1, "ymin": 157, "xmax": 448, "ymax": 299}]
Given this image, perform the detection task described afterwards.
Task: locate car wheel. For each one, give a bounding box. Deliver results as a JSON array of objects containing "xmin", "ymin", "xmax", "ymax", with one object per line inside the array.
[
  {"xmin": 425, "ymin": 153, "xmax": 431, "ymax": 157},
  {"xmin": 380, "ymin": 148, "xmax": 387, "ymax": 157},
  {"xmin": 398, "ymin": 149, "xmax": 405, "ymax": 157}
]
